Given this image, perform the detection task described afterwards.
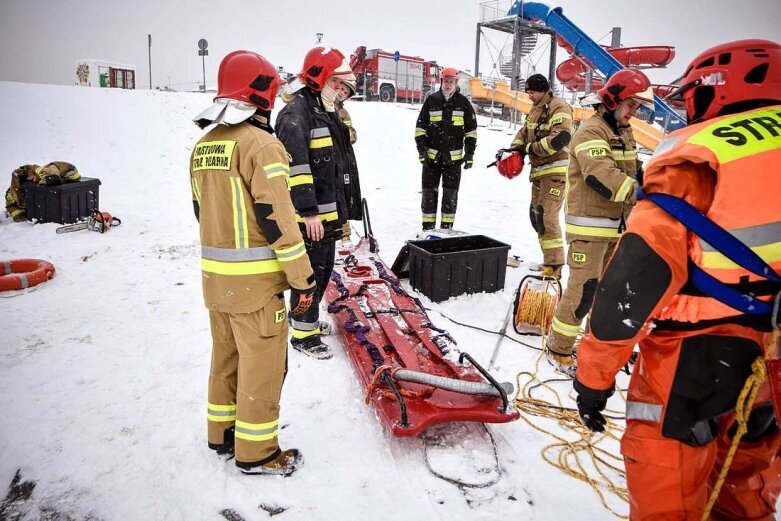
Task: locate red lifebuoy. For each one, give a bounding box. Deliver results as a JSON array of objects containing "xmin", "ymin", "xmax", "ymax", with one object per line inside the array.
[{"xmin": 0, "ymin": 259, "xmax": 56, "ymax": 291}]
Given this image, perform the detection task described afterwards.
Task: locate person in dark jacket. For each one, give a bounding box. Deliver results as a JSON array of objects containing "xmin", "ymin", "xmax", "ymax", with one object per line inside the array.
[
  {"xmin": 414, "ymin": 67, "xmax": 477, "ymax": 230},
  {"xmin": 334, "ymin": 73, "xmax": 362, "ymax": 245},
  {"xmin": 276, "ymin": 47, "xmax": 353, "ymax": 360}
]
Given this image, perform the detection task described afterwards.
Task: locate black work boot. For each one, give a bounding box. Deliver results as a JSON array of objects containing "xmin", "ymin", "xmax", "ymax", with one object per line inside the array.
[
  {"xmin": 237, "ymin": 448, "xmax": 304, "ymax": 477},
  {"xmin": 209, "ymin": 426, "xmax": 235, "ymax": 461},
  {"xmin": 291, "ymin": 335, "xmax": 332, "ymax": 360}
]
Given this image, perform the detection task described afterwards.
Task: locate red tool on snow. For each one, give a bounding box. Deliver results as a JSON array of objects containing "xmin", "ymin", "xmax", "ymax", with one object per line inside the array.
[
  {"xmin": 56, "ymin": 209, "xmax": 121, "ymax": 234},
  {"xmin": 324, "ymin": 200, "xmax": 519, "ymax": 436}
]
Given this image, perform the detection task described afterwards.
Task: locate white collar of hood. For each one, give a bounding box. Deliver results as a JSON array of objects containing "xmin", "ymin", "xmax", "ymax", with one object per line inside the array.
[{"xmin": 193, "ymin": 98, "xmax": 257, "ymax": 129}]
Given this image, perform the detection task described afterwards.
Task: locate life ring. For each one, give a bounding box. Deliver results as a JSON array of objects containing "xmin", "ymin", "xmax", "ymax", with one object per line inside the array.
[{"xmin": 0, "ymin": 259, "xmax": 56, "ymax": 291}]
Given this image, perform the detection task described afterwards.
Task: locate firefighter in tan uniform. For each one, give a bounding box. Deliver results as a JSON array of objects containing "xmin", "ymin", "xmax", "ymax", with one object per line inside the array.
[
  {"xmin": 547, "ymin": 70, "xmax": 653, "ymax": 376},
  {"xmin": 191, "ymin": 51, "xmax": 315, "ymax": 476},
  {"xmin": 5, "ymin": 162, "xmax": 80, "ymax": 221},
  {"xmin": 505, "ymin": 74, "xmax": 572, "ymax": 276}
]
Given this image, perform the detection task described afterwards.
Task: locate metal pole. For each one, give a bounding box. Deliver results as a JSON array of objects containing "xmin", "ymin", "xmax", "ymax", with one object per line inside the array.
[
  {"xmin": 549, "ymin": 33, "xmax": 558, "ymax": 94},
  {"xmin": 148, "ymin": 34, "xmax": 152, "ymax": 89},
  {"xmin": 394, "ymin": 60, "xmax": 398, "ymax": 102},
  {"xmin": 202, "ymin": 54, "xmax": 206, "ymax": 92},
  {"xmin": 611, "ymin": 27, "xmax": 622, "ymax": 49},
  {"xmin": 488, "ymin": 295, "xmax": 517, "ymax": 370},
  {"xmin": 474, "ymin": 24, "xmax": 481, "ymax": 78},
  {"xmin": 490, "ymin": 84, "xmax": 496, "ymax": 126},
  {"xmin": 511, "ymin": 19, "xmax": 521, "ymax": 91},
  {"xmin": 585, "ymin": 69, "xmax": 593, "ymax": 95}
]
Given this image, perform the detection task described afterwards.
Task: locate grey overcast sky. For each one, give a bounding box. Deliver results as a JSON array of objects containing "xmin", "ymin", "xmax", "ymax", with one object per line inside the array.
[{"xmin": 1, "ymin": 0, "xmax": 778, "ymax": 90}]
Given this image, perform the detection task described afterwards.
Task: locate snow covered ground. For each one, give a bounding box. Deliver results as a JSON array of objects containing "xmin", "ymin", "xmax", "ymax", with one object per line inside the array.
[{"xmin": 0, "ymin": 81, "xmax": 635, "ymax": 520}]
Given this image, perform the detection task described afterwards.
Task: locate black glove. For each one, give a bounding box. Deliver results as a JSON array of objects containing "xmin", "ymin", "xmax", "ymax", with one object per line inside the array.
[
  {"xmin": 495, "ymin": 148, "xmax": 524, "ymax": 161},
  {"xmin": 418, "ymin": 149, "xmax": 431, "ymax": 165},
  {"xmin": 289, "ymin": 285, "xmax": 317, "ymax": 323},
  {"xmin": 576, "ymin": 395, "xmax": 608, "ymax": 432},
  {"xmin": 463, "ymin": 154, "xmax": 473, "ymax": 169},
  {"xmin": 573, "ymin": 379, "xmax": 614, "ymax": 433},
  {"xmin": 40, "ymin": 174, "xmax": 62, "ymax": 186}
]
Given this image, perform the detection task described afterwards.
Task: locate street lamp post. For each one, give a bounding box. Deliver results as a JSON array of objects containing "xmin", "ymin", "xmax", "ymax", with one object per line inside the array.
[
  {"xmin": 148, "ymin": 34, "xmax": 152, "ymax": 89},
  {"xmin": 198, "ymin": 39, "xmax": 209, "ymax": 92}
]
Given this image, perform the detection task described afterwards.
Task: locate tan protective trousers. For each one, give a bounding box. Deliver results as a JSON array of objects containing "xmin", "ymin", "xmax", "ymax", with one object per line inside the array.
[
  {"xmin": 549, "ymin": 239, "xmax": 617, "ymax": 353},
  {"xmin": 530, "ymin": 175, "xmax": 565, "ymax": 266},
  {"xmin": 207, "ymin": 295, "xmax": 288, "ymax": 464}
]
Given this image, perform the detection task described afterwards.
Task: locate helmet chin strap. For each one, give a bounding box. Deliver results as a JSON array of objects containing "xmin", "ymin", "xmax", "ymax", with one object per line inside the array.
[{"xmin": 321, "ymin": 83, "xmax": 338, "ymax": 112}]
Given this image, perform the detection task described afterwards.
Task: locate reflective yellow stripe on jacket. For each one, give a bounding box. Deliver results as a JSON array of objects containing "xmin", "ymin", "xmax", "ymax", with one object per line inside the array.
[
  {"xmin": 230, "ymin": 177, "xmax": 250, "ymax": 248},
  {"xmin": 201, "ymin": 244, "xmax": 283, "ymax": 276},
  {"xmin": 574, "ymin": 139, "xmax": 611, "ymax": 157},
  {"xmin": 295, "ymin": 202, "xmax": 339, "ymax": 223},
  {"xmin": 274, "ymin": 241, "xmax": 307, "ymax": 263},
  {"xmin": 263, "ymin": 162, "xmax": 289, "ymax": 181},
  {"xmin": 452, "ymin": 110, "xmax": 464, "ymax": 126},
  {"xmin": 289, "ymin": 164, "xmax": 313, "ymax": 188},
  {"xmin": 565, "ymin": 215, "xmax": 622, "ymax": 239},
  {"xmin": 309, "ymin": 127, "xmax": 333, "ymax": 149},
  {"xmin": 611, "ymin": 176, "xmax": 637, "ymax": 203},
  {"xmin": 699, "ymin": 221, "xmax": 781, "ymax": 269},
  {"xmin": 191, "ymin": 178, "xmax": 201, "ymax": 203}
]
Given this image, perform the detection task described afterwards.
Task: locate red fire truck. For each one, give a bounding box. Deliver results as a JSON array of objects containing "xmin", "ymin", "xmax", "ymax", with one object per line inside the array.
[{"xmin": 350, "ymin": 46, "xmax": 440, "ymax": 102}]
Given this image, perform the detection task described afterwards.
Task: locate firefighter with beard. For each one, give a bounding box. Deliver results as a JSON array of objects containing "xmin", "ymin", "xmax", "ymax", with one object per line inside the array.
[
  {"xmin": 546, "ymin": 69, "xmax": 651, "ymax": 376},
  {"xmin": 276, "ymin": 47, "xmax": 353, "ymax": 360},
  {"xmin": 190, "ymin": 50, "xmax": 314, "ymax": 476},
  {"xmin": 414, "ymin": 67, "xmax": 477, "ymax": 230},
  {"xmin": 574, "ymin": 39, "xmax": 781, "ymax": 520},
  {"xmin": 505, "ymin": 74, "xmax": 573, "ymax": 277}
]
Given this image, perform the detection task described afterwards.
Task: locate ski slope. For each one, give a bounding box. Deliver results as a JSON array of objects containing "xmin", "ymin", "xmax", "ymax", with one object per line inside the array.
[{"xmin": 1, "ymin": 80, "xmax": 638, "ymax": 520}]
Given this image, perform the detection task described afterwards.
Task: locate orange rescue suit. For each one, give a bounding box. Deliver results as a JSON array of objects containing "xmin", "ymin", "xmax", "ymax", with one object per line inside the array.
[{"xmin": 576, "ymin": 105, "xmax": 781, "ymax": 520}]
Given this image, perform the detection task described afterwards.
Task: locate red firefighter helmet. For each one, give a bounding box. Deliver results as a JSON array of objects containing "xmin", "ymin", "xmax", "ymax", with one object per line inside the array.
[
  {"xmin": 441, "ymin": 67, "xmax": 459, "ymax": 79},
  {"xmin": 666, "ymin": 39, "xmax": 781, "ymax": 124},
  {"xmin": 215, "ymin": 50, "xmax": 282, "ymax": 110},
  {"xmin": 496, "ymin": 152, "xmax": 524, "ymax": 179},
  {"xmin": 598, "ymin": 69, "xmax": 654, "ymax": 111},
  {"xmin": 299, "ymin": 47, "xmax": 351, "ymax": 91}
]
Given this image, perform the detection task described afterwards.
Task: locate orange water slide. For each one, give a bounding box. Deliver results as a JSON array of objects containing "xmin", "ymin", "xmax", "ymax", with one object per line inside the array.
[
  {"xmin": 556, "ymin": 38, "xmax": 680, "ymax": 104},
  {"xmin": 468, "ymin": 78, "xmax": 663, "ymax": 151}
]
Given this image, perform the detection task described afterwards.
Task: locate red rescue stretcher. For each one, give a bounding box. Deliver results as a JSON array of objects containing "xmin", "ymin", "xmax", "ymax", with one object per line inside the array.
[{"xmin": 324, "ymin": 215, "xmax": 519, "ymax": 436}]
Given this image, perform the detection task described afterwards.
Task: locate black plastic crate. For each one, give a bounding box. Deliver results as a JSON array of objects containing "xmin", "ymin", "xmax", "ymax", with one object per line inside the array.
[
  {"xmin": 24, "ymin": 177, "xmax": 101, "ymax": 224},
  {"xmin": 407, "ymin": 235, "xmax": 510, "ymax": 302}
]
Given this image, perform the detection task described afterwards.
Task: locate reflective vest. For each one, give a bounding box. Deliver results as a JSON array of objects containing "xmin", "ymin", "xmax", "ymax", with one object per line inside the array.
[{"xmin": 649, "ymin": 105, "xmax": 781, "ymax": 323}]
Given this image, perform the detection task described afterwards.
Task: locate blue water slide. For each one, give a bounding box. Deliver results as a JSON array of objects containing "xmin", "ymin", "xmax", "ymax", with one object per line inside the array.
[{"xmin": 509, "ymin": 1, "xmax": 685, "ymax": 131}]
